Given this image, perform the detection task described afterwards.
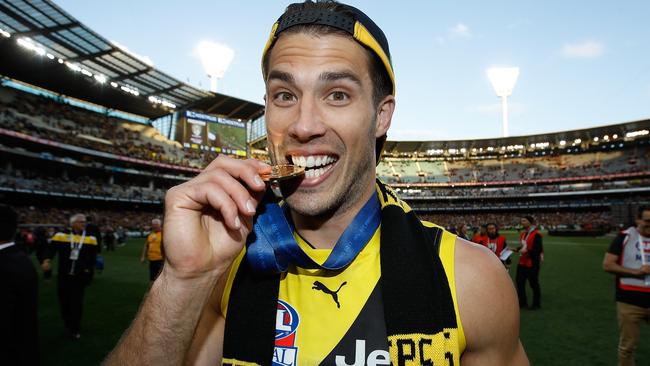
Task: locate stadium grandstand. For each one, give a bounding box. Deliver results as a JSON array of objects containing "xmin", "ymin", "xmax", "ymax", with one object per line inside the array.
[
  {"xmin": 0, "ymin": 0, "xmax": 265, "ymax": 234},
  {"xmin": 3, "ymin": 0, "xmax": 646, "ymax": 237},
  {"xmin": 1, "ymin": 0, "xmax": 649, "ymax": 365}
]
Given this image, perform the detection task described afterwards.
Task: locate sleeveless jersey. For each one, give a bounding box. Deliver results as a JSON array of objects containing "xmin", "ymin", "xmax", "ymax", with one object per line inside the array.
[{"xmin": 220, "ymin": 225, "xmax": 466, "ymax": 365}]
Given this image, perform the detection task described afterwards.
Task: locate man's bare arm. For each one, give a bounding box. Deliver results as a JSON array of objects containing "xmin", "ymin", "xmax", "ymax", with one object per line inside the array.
[
  {"xmin": 603, "ymin": 253, "xmax": 650, "ymax": 277},
  {"xmin": 455, "ymin": 239, "xmax": 529, "ymax": 365},
  {"xmin": 103, "ymin": 269, "xmax": 223, "ymax": 365},
  {"xmin": 103, "ymin": 156, "xmax": 271, "ymax": 365}
]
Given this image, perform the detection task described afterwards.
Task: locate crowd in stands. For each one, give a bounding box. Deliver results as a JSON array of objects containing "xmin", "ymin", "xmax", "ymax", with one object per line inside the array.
[
  {"xmin": 0, "ymin": 168, "xmax": 166, "ymax": 201},
  {"xmin": 396, "ymin": 180, "xmax": 649, "ymax": 198},
  {"xmin": 13, "ymin": 204, "xmax": 613, "ymax": 240},
  {"xmin": 14, "ymin": 205, "xmax": 161, "ymax": 233},
  {"xmin": 0, "ymin": 86, "xmax": 217, "ymax": 169},
  {"xmin": 420, "ymin": 211, "xmax": 614, "ymax": 231},
  {"xmin": 378, "ymin": 147, "xmax": 650, "ymax": 184}
]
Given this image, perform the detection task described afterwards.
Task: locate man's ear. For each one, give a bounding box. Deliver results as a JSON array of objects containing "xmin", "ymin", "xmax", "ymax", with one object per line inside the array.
[{"xmin": 375, "ymin": 95, "xmax": 395, "ymax": 138}]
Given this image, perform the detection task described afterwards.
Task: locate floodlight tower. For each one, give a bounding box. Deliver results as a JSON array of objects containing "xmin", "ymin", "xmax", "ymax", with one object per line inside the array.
[
  {"xmin": 197, "ymin": 41, "xmax": 234, "ymax": 93},
  {"xmin": 487, "ymin": 67, "xmax": 520, "ymax": 137}
]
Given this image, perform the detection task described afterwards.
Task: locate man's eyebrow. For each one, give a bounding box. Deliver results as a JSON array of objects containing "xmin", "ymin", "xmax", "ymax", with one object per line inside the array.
[
  {"xmin": 319, "ymin": 71, "xmax": 362, "ymax": 87},
  {"xmin": 267, "ymin": 70, "xmax": 295, "ymax": 85}
]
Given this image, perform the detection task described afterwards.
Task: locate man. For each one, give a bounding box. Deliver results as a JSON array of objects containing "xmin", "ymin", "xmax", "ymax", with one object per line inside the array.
[
  {"xmin": 0, "ymin": 205, "xmax": 39, "ymax": 365},
  {"xmin": 514, "ymin": 216, "xmax": 543, "ymax": 310},
  {"xmin": 105, "ymin": 1, "xmax": 528, "ymax": 365},
  {"xmin": 482, "ymin": 223, "xmax": 511, "ymax": 267},
  {"xmin": 42, "ymin": 213, "xmax": 99, "ymax": 339},
  {"xmin": 140, "ymin": 219, "xmax": 164, "ymax": 282},
  {"xmin": 472, "ymin": 224, "xmax": 487, "ymax": 244},
  {"xmin": 104, "ymin": 225, "xmax": 116, "ymax": 252},
  {"xmin": 603, "ymin": 206, "xmax": 650, "ymax": 366}
]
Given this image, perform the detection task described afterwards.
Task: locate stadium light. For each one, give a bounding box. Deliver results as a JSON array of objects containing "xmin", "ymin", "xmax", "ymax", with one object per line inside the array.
[
  {"xmin": 487, "ymin": 67, "xmax": 520, "ymax": 137},
  {"xmin": 197, "ymin": 41, "xmax": 234, "ymax": 93}
]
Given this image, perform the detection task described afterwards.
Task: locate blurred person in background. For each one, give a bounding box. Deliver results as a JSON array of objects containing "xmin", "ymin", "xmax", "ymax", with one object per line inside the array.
[
  {"xmin": 482, "ymin": 223, "xmax": 511, "ymax": 268},
  {"xmin": 104, "ymin": 225, "xmax": 116, "ymax": 252},
  {"xmin": 472, "ymin": 224, "xmax": 487, "ymax": 244},
  {"xmin": 141, "ymin": 218, "xmax": 164, "ymax": 283},
  {"xmin": 42, "ymin": 213, "xmax": 99, "ymax": 340},
  {"xmin": 457, "ymin": 223, "xmax": 471, "ymax": 241},
  {"xmin": 514, "ymin": 216, "xmax": 543, "ymax": 310},
  {"xmin": 603, "ymin": 206, "xmax": 650, "ymax": 366},
  {"xmin": 0, "ymin": 204, "xmax": 39, "ymax": 365}
]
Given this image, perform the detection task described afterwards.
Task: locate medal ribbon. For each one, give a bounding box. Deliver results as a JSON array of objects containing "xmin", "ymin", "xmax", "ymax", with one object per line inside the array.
[{"xmin": 247, "ymin": 191, "xmax": 381, "ymax": 273}]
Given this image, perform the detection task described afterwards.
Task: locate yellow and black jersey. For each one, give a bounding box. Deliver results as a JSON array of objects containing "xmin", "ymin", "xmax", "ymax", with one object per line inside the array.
[
  {"xmin": 49, "ymin": 231, "xmax": 98, "ymax": 276},
  {"xmin": 221, "ymin": 225, "xmax": 465, "ymax": 365}
]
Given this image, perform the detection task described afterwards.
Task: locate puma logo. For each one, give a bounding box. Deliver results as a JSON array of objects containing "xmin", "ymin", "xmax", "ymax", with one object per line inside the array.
[{"xmin": 312, "ymin": 281, "xmax": 347, "ymax": 308}]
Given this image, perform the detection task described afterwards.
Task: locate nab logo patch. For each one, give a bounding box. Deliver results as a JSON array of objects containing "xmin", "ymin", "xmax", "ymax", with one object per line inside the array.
[{"xmin": 273, "ymin": 300, "xmax": 300, "ymax": 366}]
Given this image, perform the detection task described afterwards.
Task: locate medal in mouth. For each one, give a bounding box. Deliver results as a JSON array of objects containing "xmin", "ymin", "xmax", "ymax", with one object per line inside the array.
[
  {"xmin": 260, "ymin": 164, "xmax": 305, "ymax": 183},
  {"xmin": 260, "ymin": 164, "xmax": 305, "ymax": 198}
]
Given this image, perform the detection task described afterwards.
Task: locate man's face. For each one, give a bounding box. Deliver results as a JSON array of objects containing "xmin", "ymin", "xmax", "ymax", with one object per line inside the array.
[
  {"xmin": 72, "ymin": 219, "xmax": 86, "ymax": 233},
  {"xmin": 264, "ymin": 32, "xmax": 392, "ymax": 217},
  {"xmin": 487, "ymin": 225, "xmax": 497, "ymax": 237},
  {"xmin": 521, "ymin": 218, "xmax": 531, "ymax": 229},
  {"xmin": 637, "ymin": 210, "xmax": 650, "ymax": 237}
]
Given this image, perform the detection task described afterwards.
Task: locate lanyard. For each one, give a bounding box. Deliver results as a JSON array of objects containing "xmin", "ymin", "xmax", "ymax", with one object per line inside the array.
[
  {"xmin": 522, "ymin": 226, "xmax": 535, "ymax": 244},
  {"xmin": 247, "ymin": 191, "xmax": 381, "ymax": 273},
  {"xmin": 70, "ymin": 230, "xmax": 86, "ymax": 251}
]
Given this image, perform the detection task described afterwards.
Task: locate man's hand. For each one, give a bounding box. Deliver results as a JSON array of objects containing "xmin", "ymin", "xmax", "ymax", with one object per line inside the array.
[
  {"xmin": 162, "ymin": 156, "xmax": 271, "ymax": 281},
  {"xmin": 639, "ymin": 264, "xmax": 650, "ymax": 275},
  {"xmin": 104, "ymin": 156, "xmax": 271, "ymax": 366},
  {"xmin": 41, "ymin": 259, "xmax": 51, "ymax": 272}
]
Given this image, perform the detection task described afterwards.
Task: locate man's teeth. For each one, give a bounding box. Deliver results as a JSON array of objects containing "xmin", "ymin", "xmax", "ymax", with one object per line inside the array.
[
  {"xmin": 290, "ymin": 154, "xmax": 337, "ymax": 179},
  {"xmin": 291, "ymin": 155, "xmax": 336, "ymax": 168}
]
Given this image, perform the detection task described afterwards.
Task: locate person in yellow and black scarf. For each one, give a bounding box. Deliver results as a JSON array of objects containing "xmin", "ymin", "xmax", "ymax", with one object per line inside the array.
[
  {"xmin": 105, "ymin": 2, "xmax": 529, "ymax": 365},
  {"xmin": 42, "ymin": 213, "xmax": 98, "ymax": 340}
]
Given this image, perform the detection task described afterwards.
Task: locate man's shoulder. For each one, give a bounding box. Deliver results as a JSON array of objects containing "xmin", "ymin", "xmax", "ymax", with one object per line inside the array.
[{"xmin": 453, "ymin": 236, "xmax": 522, "ymax": 359}]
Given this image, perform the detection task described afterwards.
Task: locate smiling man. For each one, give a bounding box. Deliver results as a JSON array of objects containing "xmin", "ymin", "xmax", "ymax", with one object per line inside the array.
[{"xmin": 105, "ymin": 1, "xmax": 528, "ymax": 365}]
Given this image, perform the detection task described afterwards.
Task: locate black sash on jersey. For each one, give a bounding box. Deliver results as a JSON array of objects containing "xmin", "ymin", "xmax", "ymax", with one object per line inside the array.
[{"xmin": 222, "ymin": 180, "xmax": 458, "ymax": 364}]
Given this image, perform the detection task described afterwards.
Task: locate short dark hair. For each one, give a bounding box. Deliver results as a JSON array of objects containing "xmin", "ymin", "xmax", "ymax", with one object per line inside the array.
[
  {"xmin": 523, "ymin": 215, "xmax": 535, "ymax": 224},
  {"xmin": 638, "ymin": 206, "xmax": 650, "ymax": 219},
  {"xmin": 262, "ymin": 0, "xmax": 392, "ymax": 108},
  {"xmin": 0, "ymin": 204, "xmax": 18, "ymax": 241}
]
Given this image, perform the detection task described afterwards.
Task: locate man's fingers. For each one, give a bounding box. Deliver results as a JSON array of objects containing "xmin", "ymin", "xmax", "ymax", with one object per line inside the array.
[
  {"xmin": 202, "ymin": 156, "xmax": 270, "ymax": 192},
  {"xmin": 185, "ymin": 169, "xmax": 262, "ymax": 217},
  {"xmin": 195, "ymin": 183, "xmax": 242, "ymax": 230}
]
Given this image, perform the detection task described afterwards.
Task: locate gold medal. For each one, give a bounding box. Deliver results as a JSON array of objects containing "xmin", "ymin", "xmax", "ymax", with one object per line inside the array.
[
  {"xmin": 260, "ymin": 164, "xmax": 305, "ymax": 183},
  {"xmin": 260, "ymin": 165, "xmax": 305, "ymax": 198}
]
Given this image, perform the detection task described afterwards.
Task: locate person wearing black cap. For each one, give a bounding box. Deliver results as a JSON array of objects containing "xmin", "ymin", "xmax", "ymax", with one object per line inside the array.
[
  {"xmin": 514, "ymin": 215, "xmax": 543, "ymax": 309},
  {"xmin": 105, "ymin": 2, "xmax": 528, "ymax": 365},
  {"xmin": 0, "ymin": 204, "xmax": 39, "ymax": 366}
]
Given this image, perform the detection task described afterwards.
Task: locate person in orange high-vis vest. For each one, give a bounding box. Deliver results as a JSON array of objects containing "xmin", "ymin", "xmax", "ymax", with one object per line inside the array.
[
  {"xmin": 141, "ymin": 219, "xmax": 163, "ymax": 282},
  {"xmin": 603, "ymin": 206, "xmax": 650, "ymax": 366},
  {"xmin": 514, "ymin": 216, "xmax": 543, "ymax": 310},
  {"xmin": 482, "ymin": 223, "xmax": 510, "ymax": 267}
]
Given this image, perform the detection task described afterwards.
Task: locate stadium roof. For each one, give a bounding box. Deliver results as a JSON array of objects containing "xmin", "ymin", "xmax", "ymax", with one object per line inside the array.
[
  {"xmin": 382, "ymin": 118, "xmax": 650, "ymax": 155},
  {"xmin": 0, "ymin": 0, "xmax": 264, "ymax": 121}
]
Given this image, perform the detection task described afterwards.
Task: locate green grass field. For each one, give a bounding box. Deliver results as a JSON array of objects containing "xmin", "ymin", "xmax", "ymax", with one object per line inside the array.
[{"xmin": 35, "ymin": 234, "xmax": 649, "ymax": 365}]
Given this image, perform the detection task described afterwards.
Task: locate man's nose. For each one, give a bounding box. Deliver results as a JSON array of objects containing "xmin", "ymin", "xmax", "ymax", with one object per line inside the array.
[{"xmin": 287, "ymin": 96, "xmax": 326, "ymax": 142}]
